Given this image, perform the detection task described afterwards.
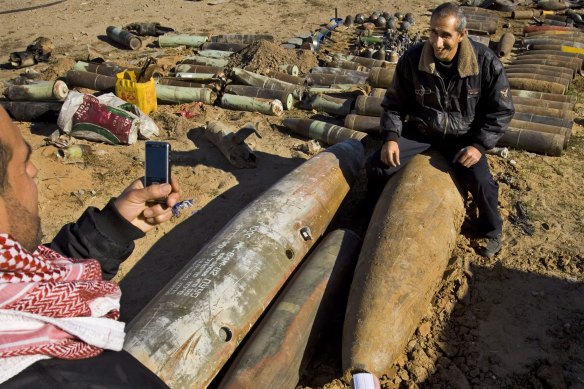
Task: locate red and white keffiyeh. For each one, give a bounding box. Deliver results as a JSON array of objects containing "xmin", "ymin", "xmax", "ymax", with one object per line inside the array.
[{"xmin": 0, "ymin": 233, "xmax": 125, "ymax": 383}]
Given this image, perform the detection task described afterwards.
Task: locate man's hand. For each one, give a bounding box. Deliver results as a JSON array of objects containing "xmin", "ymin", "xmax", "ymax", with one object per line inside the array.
[
  {"xmin": 453, "ymin": 146, "xmax": 482, "ymax": 168},
  {"xmin": 381, "ymin": 140, "xmax": 400, "ymax": 167},
  {"xmin": 113, "ymin": 177, "xmax": 181, "ymax": 233}
]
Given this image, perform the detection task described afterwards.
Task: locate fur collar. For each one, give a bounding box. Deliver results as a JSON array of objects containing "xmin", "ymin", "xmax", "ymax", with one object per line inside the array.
[{"xmin": 418, "ymin": 36, "xmax": 479, "ymax": 78}]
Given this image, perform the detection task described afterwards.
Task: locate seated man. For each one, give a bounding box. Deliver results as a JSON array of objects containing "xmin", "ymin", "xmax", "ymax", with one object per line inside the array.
[
  {"xmin": 367, "ymin": 2, "xmax": 514, "ymax": 258},
  {"xmin": 0, "ymin": 106, "xmax": 179, "ymax": 388}
]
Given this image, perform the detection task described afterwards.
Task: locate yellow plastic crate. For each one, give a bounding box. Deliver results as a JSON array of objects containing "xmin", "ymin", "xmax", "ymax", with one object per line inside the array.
[{"xmin": 115, "ymin": 70, "xmax": 157, "ymax": 115}]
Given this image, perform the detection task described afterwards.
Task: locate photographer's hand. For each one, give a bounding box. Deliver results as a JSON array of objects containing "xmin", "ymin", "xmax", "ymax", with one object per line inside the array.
[{"xmin": 113, "ymin": 177, "xmax": 181, "ymax": 233}]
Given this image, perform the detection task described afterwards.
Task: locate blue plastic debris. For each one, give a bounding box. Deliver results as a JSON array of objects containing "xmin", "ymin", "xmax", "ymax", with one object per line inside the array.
[{"xmin": 172, "ymin": 199, "xmax": 194, "ymax": 217}]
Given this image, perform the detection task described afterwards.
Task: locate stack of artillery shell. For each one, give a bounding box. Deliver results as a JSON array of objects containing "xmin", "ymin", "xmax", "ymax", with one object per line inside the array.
[
  {"xmin": 341, "ymin": 95, "xmax": 384, "ymax": 133},
  {"xmin": 124, "ymin": 139, "xmax": 365, "ymax": 389},
  {"xmin": 283, "ymin": 118, "xmax": 368, "ymax": 145}
]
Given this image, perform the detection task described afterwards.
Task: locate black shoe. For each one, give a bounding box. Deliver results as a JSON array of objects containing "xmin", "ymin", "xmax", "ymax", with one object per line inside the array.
[{"xmin": 481, "ymin": 235, "xmax": 502, "ymax": 258}]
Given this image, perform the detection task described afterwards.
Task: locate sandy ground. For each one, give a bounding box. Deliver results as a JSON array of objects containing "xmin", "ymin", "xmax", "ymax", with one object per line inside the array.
[{"xmin": 1, "ymin": 0, "xmax": 583, "ymax": 388}]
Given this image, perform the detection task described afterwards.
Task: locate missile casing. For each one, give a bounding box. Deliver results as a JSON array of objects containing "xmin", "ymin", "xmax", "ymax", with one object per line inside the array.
[
  {"xmin": 510, "ymin": 118, "xmax": 571, "ymax": 146},
  {"xmin": 511, "ymin": 95, "xmax": 574, "ymax": 110},
  {"xmin": 225, "ymin": 84, "xmax": 295, "ymax": 110},
  {"xmin": 230, "ymin": 68, "xmax": 304, "ymax": 100},
  {"xmin": 6, "ymin": 80, "xmax": 68, "ymax": 101},
  {"xmin": 344, "ymin": 114, "xmax": 381, "ymax": 133},
  {"xmin": 180, "ymin": 55, "xmax": 229, "ymax": 68},
  {"xmin": 218, "ymin": 229, "xmax": 362, "ymax": 389},
  {"xmin": 175, "ymin": 72, "xmax": 220, "ymax": 83},
  {"xmin": 512, "ymin": 9, "xmax": 543, "ymax": 19},
  {"xmin": 368, "ymin": 67, "xmax": 395, "ymax": 89},
  {"xmin": 124, "ymin": 139, "xmax": 365, "ymax": 388},
  {"xmin": 158, "ymin": 34, "xmax": 209, "ymax": 48},
  {"xmin": 332, "ymin": 54, "xmax": 392, "ymax": 68},
  {"xmin": 303, "ymin": 94, "xmax": 354, "ymax": 116},
  {"xmin": 155, "ymin": 84, "xmax": 217, "ymax": 105},
  {"xmin": 174, "ymin": 64, "xmax": 224, "ymax": 75},
  {"xmin": 210, "ymin": 34, "xmax": 274, "ymax": 44},
  {"xmin": 513, "ymin": 111, "xmax": 574, "ymax": 130},
  {"xmin": 342, "ymin": 152, "xmax": 464, "ymax": 378},
  {"xmin": 156, "ymin": 77, "xmax": 213, "ymax": 89},
  {"xmin": 106, "ymin": 26, "xmax": 142, "ymax": 50},
  {"xmin": 200, "ymin": 42, "xmax": 246, "ymax": 51},
  {"xmin": 220, "ymin": 94, "xmax": 283, "ymax": 116},
  {"xmin": 265, "ymin": 71, "xmax": 307, "ymax": 86},
  {"xmin": 525, "ymin": 38, "xmax": 584, "ymax": 49},
  {"xmin": 73, "ymin": 61, "xmax": 127, "ymax": 77},
  {"xmin": 310, "ymin": 67, "xmax": 370, "ymax": 78},
  {"xmin": 283, "ymin": 118, "xmax": 367, "ymax": 145},
  {"xmin": 508, "ymin": 78, "xmax": 566, "ymax": 94},
  {"xmin": 306, "ymin": 73, "xmax": 369, "ymax": 86},
  {"xmin": 511, "ymin": 89, "xmax": 576, "ymax": 104},
  {"xmin": 355, "ymin": 95, "xmax": 383, "ymax": 117},
  {"xmin": 498, "ymin": 128, "xmax": 564, "ymax": 155},
  {"xmin": 306, "ymin": 86, "xmax": 370, "ymax": 97},
  {"xmin": 65, "ymin": 70, "xmax": 117, "ymax": 92},
  {"xmin": 527, "ymin": 44, "xmax": 584, "ymax": 54},
  {"xmin": 497, "ymin": 33, "xmax": 516, "ymax": 57},
  {"xmin": 0, "ymin": 101, "xmax": 62, "ymax": 121},
  {"xmin": 514, "ymin": 102, "xmax": 574, "ymax": 119}
]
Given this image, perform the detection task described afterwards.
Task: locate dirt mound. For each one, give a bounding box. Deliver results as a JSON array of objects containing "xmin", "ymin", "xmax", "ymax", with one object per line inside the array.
[{"xmin": 228, "ymin": 40, "xmax": 318, "ymax": 75}]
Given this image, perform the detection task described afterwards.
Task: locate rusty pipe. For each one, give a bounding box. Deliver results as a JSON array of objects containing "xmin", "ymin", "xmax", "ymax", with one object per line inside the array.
[
  {"xmin": 283, "ymin": 118, "xmax": 367, "ymax": 145},
  {"xmin": 124, "ymin": 139, "xmax": 365, "ymax": 389}
]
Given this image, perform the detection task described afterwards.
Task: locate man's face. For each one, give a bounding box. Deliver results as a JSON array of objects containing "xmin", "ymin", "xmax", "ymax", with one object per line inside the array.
[
  {"xmin": 429, "ymin": 15, "xmax": 466, "ymax": 62},
  {"xmin": 0, "ymin": 108, "xmax": 42, "ymax": 252}
]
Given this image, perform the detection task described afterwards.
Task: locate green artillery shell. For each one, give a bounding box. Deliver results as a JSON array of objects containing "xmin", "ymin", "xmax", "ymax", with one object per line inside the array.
[
  {"xmin": 210, "ymin": 34, "xmax": 274, "ymax": 44},
  {"xmin": 175, "ymin": 73, "xmax": 218, "ymax": 82},
  {"xmin": 0, "ymin": 101, "xmax": 62, "ymax": 121},
  {"xmin": 6, "ymin": 80, "xmax": 68, "ymax": 101},
  {"xmin": 355, "ymin": 95, "xmax": 383, "ymax": 117},
  {"xmin": 156, "ymin": 77, "xmax": 211, "ymax": 89},
  {"xmin": 197, "ymin": 49, "xmax": 233, "ymax": 59},
  {"xmin": 106, "ymin": 26, "xmax": 142, "ymax": 50},
  {"xmin": 305, "ymin": 94, "xmax": 354, "ymax": 116},
  {"xmin": 66, "ymin": 70, "xmax": 116, "ymax": 92},
  {"xmin": 332, "ymin": 53, "xmax": 392, "ymax": 68},
  {"xmin": 205, "ymin": 121, "xmax": 257, "ymax": 168},
  {"xmin": 368, "ymin": 67, "xmax": 395, "ymax": 88},
  {"xmin": 508, "ymin": 78, "xmax": 566, "ymax": 94},
  {"xmin": 265, "ymin": 71, "xmax": 307, "ymax": 86},
  {"xmin": 370, "ymin": 88, "xmax": 387, "ymax": 97},
  {"xmin": 344, "ymin": 114, "xmax": 381, "ymax": 133},
  {"xmin": 306, "ymin": 86, "xmax": 370, "ymax": 97},
  {"xmin": 180, "ymin": 55, "xmax": 229, "ymax": 68},
  {"xmin": 514, "ymin": 103, "xmax": 574, "ymax": 120},
  {"xmin": 220, "ymin": 94, "xmax": 284, "ymax": 116},
  {"xmin": 224, "ymin": 85, "xmax": 295, "ymax": 110},
  {"xmin": 279, "ymin": 64, "xmax": 299, "ymax": 76},
  {"xmin": 499, "ymin": 128, "xmax": 564, "ymax": 156},
  {"xmin": 511, "ymin": 89, "xmax": 576, "ymax": 104},
  {"xmin": 328, "ymin": 59, "xmax": 369, "ymax": 71},
  {"xmin": 174, "ymin": 64, "xmax": 224, "ymax": 75},
  {"xmin": 283, "ymin": 118, "xmax": 367, "ymax": 144},
  {"xmin": 497, "ymin": 33, "xmax": 516, "ymax": 57},
  {"xmin": 200, "ymin": 42, "xmax": 246, "ymax": 51},
  {"xmin": 306, "ymin": 73, "xmax": 369, "ymax": 86},
  {"xmin": 155, "ymin": 84, "xmax": 217, "ymax": 104},
  {"xmin": 73, "ymin": 61, "xmax": 126, "ymax": 76},
  {"xmin": 510, "ymin": 118, "xmax": 571, "ymax": 147},
  {"xmin": 230, "ymin": 68, "xmax": 304, "ymax": 100},
  {"xmin": 310, "ymin": 67, "xmax": 370, "ymax": 78},
  {"xmin": 158, "ymin": 34, "xmax": 209, "ymax": 48}
]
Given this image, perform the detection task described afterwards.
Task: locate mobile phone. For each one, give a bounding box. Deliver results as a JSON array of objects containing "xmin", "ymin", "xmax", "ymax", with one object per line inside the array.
[{"xmin": 144, "ymin": 141, "xmax": 171, "ymax": 201}]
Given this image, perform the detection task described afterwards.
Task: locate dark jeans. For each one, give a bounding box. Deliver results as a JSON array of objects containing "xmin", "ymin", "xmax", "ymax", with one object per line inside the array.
[
  {"xmin": 366, "ymin": 133, "xmax": 503, "ymax": 239},
  {"xmin": 1, "ymin": 350, "xmax": 169, "ymax": 389}
]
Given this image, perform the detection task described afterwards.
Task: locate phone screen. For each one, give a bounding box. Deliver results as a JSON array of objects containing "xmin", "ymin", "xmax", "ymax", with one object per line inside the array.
[{"xmin": 145, "ymin": 141, "xmax": 170, "ymax": 187}]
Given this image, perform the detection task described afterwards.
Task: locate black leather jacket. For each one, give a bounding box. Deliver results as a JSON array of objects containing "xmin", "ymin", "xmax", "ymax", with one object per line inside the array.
[{"xmin": 380, "ymin": 37, "xmax": 515, "ymax": 153}]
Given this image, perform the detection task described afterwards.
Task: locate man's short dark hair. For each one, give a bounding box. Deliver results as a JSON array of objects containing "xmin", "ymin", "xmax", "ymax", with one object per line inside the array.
[
  {"xmin": 0, "ymin": 138, "xmax": 12, "ymax": 195},
  {"xmin": 432, "ymin": 2, "xmax": 467, "ymax": 33}
]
